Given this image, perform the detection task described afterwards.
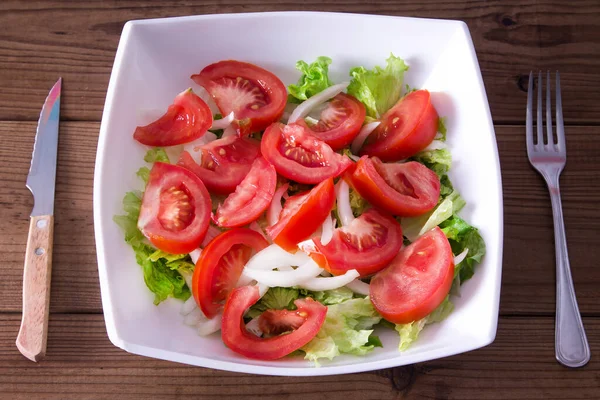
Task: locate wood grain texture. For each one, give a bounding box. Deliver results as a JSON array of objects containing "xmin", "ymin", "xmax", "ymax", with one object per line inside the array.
[
  {"xmin": 0, "ymin": 314, "xmax": 598, "ymax": 399},
  {"xmin": 15, "ymin": 215, "xmax": 54, "ymax": 362},
  {"xmin": 0, "ymin": 122, "xmax": 98, "ymax": 313},
  {"xmin": 0, "ymin": 0, "xmax": 600, "ymax": 123},
  {"xmin": 1, "ymin": 122, "xmax": 599, "ymax": 315}
]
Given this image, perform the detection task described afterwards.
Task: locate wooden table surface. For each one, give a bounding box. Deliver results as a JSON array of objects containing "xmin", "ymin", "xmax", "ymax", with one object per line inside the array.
[{"xmin": 1, "ymin": 1, "xmax": 599, "ymax": 398}]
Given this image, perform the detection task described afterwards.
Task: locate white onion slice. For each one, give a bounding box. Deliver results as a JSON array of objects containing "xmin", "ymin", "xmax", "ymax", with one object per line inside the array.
[
  {"xmin": 182, "ymin": 132, "xmax": 218, "ymax": 164},
  {"xmin": 350, "ymin": 121, "xmax": 381, "ymax": 155},
  {"xmin": 245, "ymin": 244, "xmax": 311, "ymax": 271},
  {"xmin": 236, "ymin": 244, "xmax": 311, "ymax": 286},
  {"xmin": 268, "ymin": 183, "xmax": 289, "ymax": 226},
  {"xmin": 288, "ymin": 82, "xmax": 349, "ymax": 124},
  {"xmin": 180, "ymin": 295, "xmax": 198, "ymax": 316},
  {"xmin": 335, "ymin": 179, "xmax": 354, "ymax": 227},
  {"xmin": 423, "ymin": 140, "xmax": 447, "ymax": 151},
  {"xmin": 249, "ymin": 221, "xmax": 269, "ymax": 242},
  {"xmin": 347, "ymin": 153, "xmax": 360, "ymax": 162},
  {"xmin": 304, "ymin": 116, "xmax": 319, "ymax": 125},
  {"xmin": 197, "ymin": 314, "xmax": 222, "ymax": 336},
  {"xmin": 258, "ymin": 283, "xmax": 270, "ymax": 297},
  {"xmin": 245, "ymin": 317, "xmax": 263, "ymax": 337},
  {"xmin": 189, "ymin": 249, "xmax": 202, "ymax": 265},
  {"xmin": 180, "ymin": 269, "xmax": 193, "ymax": 290},
  {"xmin": 298, "ymin": 269, "xmax": 360, "ymax": 291},
  {"xmin": 320, "ymin": 213, "xmax": 334, "ymax": 245},
  {"xmin": 211, "ymin": 111, "xmax": 234, "ymax": 130},
  {"xmin": 454, "ymin": 248, "xmax": 469, "ymax": 266},
  {"xmin": 297, "ymin": 239, "xmax": 317, "ymax": 254},
  {"xmin": 189, "ymin": 85, "xmax": 220, "ymax": 115},
  {"xmin": 282, "ymin": 102, "xmax": 299, "ymax": 121},
  {"xmin": 242, "ymin": 260, "xmax": 323, "ymax": 287},
  {"xmin": 201, "ymin": 225, "xmax": 222, "ymax": 247},
  {"xmin": 183, "ymin": 308, "xmax": 204, "ymax": 326},
  {"xmin": 346, "ymin": 279, "xmax": 370, "ymax": 296},
  {"xmin": 222, "ymin": 125, "xmax": 236, "ymax": 138}
]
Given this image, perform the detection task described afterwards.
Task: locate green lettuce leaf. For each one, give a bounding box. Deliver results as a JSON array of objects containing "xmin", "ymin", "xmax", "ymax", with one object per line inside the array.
[
  {"xmin": 349, "ymin": 188, "xmax": 369, "ymax": 217},
  {"xmin": 135, "ymin": 243, "xmax": 191, "ymax": 305},
  {"xmin": 308, "ymin": 287, "xmax": 355, "ymax": 305},
  {"xmin": 401, "ymin": 189, "xmax": 465, "ymax": 242},
  {"xmin": 148, "ymin": 249, "xmax": 195, "ymax": 273},
  {"xmin": 144, "ymin": 147, "xmax": 170, "ymax": 164},
  {"xmin": 439, "ymin": 215, "xmax": 486, "ymax": 282},
  {"xmin": 410, "ymin": 148, "xmax": 452, "ymax": 179},
  {"xmin": 288, "ymin": 57, "xmax": 334, "ymax": 101},
  {"xmin": 395, "ymin": 296, "xmax": 454, "ymax": 351},
  {"xmin": 246, "ymin": 287, "xmax": 300, "ymax": 319},
  {"xmin": 437, "ymin": 117, "xmax": 448, "ymax": 141},
  {"xmin": 347, "ymin": 54, "xmax": 409, "ymax": 118},
  {"xmin": 301, "ymin": 297, "xmax": 382, "ymax": 364},
  {"xmin": 136, "ymin": 167, "xmax": 150, "ymax": 185}
]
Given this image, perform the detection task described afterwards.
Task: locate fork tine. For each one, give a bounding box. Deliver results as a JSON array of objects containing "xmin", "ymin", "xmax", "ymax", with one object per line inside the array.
[
  {"xmin": 546, "ymin": 70, "xmax": 553, "ymax": 146},
  {"xmin": 537, "ymin": 71, "xmax": 544, "ymax": 146},
  {"xmin": 555, "ymin": 71, "xmax": 566, "ymax": 153},
  {"xmin": 526, "ymin": 71, "xmax": 534, "ymax": 153}
]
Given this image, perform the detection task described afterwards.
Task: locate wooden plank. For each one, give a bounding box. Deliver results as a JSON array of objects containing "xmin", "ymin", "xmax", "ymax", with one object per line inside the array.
[
  {"xmin": 0, "ymin": 314, "xmax": 597, "ymax": 399},
  {"xmin": 1, "ymin": 122, "xmax": 599, "ymax": 314},
  {"xmin": 0, "ymin": 0, "xmax": 600, "ymax": 123}
]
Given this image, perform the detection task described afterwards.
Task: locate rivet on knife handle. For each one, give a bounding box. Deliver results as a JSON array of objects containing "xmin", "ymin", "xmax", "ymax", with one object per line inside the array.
[{"xmin": 16, "ymin": 215, "xmax": 54, "ymax": 361}]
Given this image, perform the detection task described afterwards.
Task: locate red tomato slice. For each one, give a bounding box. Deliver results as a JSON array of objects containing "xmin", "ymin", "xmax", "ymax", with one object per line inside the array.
[
  {"xmin": 348, "ymin": 157, "xmax": 440, "ymax": 217},
  {"xmin": 221, "ymin": 286, "xmax": 327, "ymax": 360},
  {"xmin": 266, "ymin": 178, "xmax": 335, "ymax": 252},
  {"xmin": 133, "ymin": 89, "xmax": 212, "ymax": 146},
  {"xmin": 261, "ymin": 123, "xmax": 353, "ymax": 184},
  {"xmin": 258, "ymin": 309, "xmax": 306, "ymax": 336},
  {"xmin": 360, "ymin": 90, "xmax": 438, "ymax": 161},
  {"xmin": 214, "ymin": 157, "xmax": 277, "ymax": 228},
  {"xmin": 137, "ymin": 162, "xmax": 211, "ymax": 254},
  {"xmin": 296, "ymin": 93, "xmax": 366, "ymax": 150},
  {"xmin": 192, "ymin": 60, "xmax": 287, "ymax": 135},
  {"xmin": 311, "ymin": 208, "xmax": 403, "ymax": 277},
  {"xmin": 370, "ymin": 227, "xmax": 454, "ymax": 324},
  {"xmin": 192, "ymin": 228, "xmax": 268, "ymax": 318},
  {"xmin": 177, "ymin": 136, "xmax": 261, "ymax": 195}
]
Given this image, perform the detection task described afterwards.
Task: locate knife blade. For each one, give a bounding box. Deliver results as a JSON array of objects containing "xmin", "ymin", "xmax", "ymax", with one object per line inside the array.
[{"xmin": 16, "ymin": 78, "xmax": 61, "ymax": 362}]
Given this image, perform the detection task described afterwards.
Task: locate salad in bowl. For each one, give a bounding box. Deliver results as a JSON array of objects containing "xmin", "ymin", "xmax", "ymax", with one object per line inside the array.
[{"xmin": 113, "ymin": 54, "xmax": 485, "ymax": 365}]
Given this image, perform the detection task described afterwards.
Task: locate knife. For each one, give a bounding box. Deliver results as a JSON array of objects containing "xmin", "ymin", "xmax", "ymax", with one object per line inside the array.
[{"xmin": 16, "ymin": 78, "xmax": 61, "ymax": 362}]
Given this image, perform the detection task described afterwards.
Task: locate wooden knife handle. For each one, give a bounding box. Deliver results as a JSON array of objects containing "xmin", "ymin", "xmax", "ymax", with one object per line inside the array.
[{"xmin": 16, "ymin": 215, "xmax": 54, "ymax": 362}]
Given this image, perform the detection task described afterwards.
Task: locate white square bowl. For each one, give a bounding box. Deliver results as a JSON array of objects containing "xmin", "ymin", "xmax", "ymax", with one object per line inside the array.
[{"xmin": 93, "ymin": 11, "xmax": 503, "ymax": 376}]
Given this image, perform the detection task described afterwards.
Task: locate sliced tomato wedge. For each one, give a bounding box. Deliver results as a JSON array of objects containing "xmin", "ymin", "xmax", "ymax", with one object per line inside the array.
[
  {"xmin": 360, "ymin": 90, "xmax": 438, "ymax": 161},
  {"xmin": 221, "ymin": 286, "xmax": 327, "ymax": 360},
  {"xmin": 370, "ymin": 227, "xmax": 454, "ymax": 324},
  {"xmin": 137, "ymin": 162, "xmax": 211, "ymax": 254},
  {"xmin": 214, "ymin": 157, "xmax": 277, "ymax": 228},
  {"xmin": 177, "ymin": 136, "xmax": 261, "ymax": 195},
  {"xmin": 348, "ymin": 156, "xmax": 440, "ymax": 217},
  {"xmin": 192, "ymin": 60, "xmax": 287, "ymax": 135},
  {"xmin": 133, "ymin": 89, "xmax": 212, "ymax": 146},
  {"xmin": 192, "ymin": 228, "xmax": 268, "ymax": 318},
  {"xmin": 296, "ymin": 93, "xmax": 366, "ymax": 150},
  {"xmin": 258, "ymin": 309, "xmax": 306, "ymax": 336},
  {"xmin": 266, "ymin": 178, "xmax": 335, "ymax": 251},
  {"xmin": 261, "ymin": 123, "xmax": 353, "ymax": 184},
  {"xmin": 310, "ymin": 209, "xmax": 403, "ymax": 277}
]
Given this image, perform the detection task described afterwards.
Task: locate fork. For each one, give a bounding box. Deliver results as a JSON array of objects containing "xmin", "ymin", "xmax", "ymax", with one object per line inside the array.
[{"xmin": 526, "ymin": 71, "xmax": 591, "ymax": 368}]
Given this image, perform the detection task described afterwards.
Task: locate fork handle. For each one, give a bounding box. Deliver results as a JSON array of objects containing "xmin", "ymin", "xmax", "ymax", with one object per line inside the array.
[{"xmin": 548, "ymin": 179, "xmax": 590, "ymax": 367}]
